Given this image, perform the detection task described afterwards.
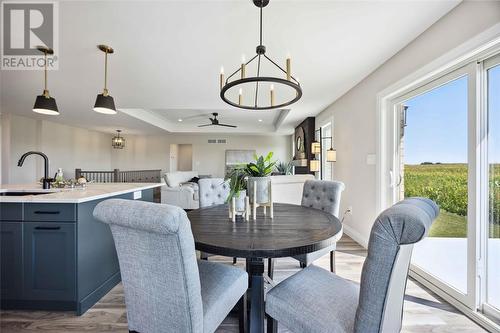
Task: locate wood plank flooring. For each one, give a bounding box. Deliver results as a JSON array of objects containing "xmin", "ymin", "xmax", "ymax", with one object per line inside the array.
[{"xmin": 0, "ymin": 236, "xmax": 486, "ymax": 332}]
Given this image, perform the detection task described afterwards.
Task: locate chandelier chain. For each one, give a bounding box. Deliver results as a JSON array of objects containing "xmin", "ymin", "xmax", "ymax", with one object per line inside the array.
[{"xmin": 259, "ymin": 5, "xmax": 263, "ymax": 46}]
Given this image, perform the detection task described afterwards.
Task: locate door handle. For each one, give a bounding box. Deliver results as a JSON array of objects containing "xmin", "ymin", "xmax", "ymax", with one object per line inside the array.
[
  {"xmin": 389, "ymin": 170, "xmax": 402, "ymax": 188},
  {"xmin": 396, "ymin": 174, "xmax": 402, "ymax": 187},
  {"xmin": 33, "ymin": 211, "xmax": 60, "ymax": 215},
  {"xmin": 34, "ymin": 226, "xmax": 61, "ymax": 230}
]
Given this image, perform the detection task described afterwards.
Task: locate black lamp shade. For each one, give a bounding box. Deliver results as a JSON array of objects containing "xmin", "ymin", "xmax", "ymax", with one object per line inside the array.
[
  {"xmin": 93, "ymin": 94, "xmax": 116, "ymax": 114},
  {"xmin": 33, "ymin": 94, "xmax": 59, "ymax": 115}
]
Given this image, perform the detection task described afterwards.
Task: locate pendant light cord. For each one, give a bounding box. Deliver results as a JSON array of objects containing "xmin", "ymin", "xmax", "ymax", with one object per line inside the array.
[
  {"xmin": 104, "ymin": 50, "xmax": 108, "ymax": 94},
  {"xmin": 44, "ymin": 51, "xmax": 48, "ymax": 92}
]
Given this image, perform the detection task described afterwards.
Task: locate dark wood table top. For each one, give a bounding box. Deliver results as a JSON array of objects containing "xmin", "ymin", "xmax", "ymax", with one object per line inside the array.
[{"xmin": 188, "ymin": 203, "xmax": 342, "ymax": 258}]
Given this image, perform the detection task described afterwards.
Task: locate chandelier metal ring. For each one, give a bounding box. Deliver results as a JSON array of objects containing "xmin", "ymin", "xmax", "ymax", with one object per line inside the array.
[
  {"xmin": 220, "ymin": 77, "xmax": 302, "ymax": 110},
  {"xmin": 219, "ymin": 0, "xmax": 302, "ymax": 110}
]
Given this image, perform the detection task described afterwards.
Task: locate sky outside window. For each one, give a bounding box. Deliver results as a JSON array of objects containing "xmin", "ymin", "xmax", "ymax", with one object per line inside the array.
[{"xmin": 404, "ymin": 76, "xmax": 468, "ymax": 165}]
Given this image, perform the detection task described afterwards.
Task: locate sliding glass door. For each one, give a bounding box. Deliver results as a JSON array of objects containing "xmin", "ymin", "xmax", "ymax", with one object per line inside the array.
[
  {"xmin": 393, "ymin": 64, "xmax": 476, "ymax": 307},
  {"xmin": 485, "ymin": 55, "xmax": 500, "ymax": 321},
  {"xmin": 387, "ymin": 53, "xmax": 500, "ymax": 321}
]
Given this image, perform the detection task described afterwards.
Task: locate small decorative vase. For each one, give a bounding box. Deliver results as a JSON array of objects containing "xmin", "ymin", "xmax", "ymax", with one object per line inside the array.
[
  {"xmin": 234, "ymin": 190, "xmax": 247, "ymax": 215},
  {"xmin": 248, "ymin": 176, "xmax": 270, "ymax": 204}
]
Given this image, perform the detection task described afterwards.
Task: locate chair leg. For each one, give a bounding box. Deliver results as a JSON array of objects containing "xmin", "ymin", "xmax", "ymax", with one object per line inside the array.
[
  {"xmin": 267, "ymin": 258, "xmax": 274, "ymax": 279},
  {"xmin": 233, "ymin": 257, "xmax": 237, "ymax": 265},
  {"xmin": 238, "ymin": 293, "xmax": 248, "ymax": 333},
  {"xmin": 200, "ymin": 252, "xmax": 208, "ymax": 260},
  {"xmin": 330, "ymin": 250, "xmax": 335, "ymax": 273},
  {"xmin": 299, "ymin": 261, "xmax": 306, "ymax": 269},
  {"xmin": 266, "ymin": 314, "xmax": 278, "ymax": 333}
]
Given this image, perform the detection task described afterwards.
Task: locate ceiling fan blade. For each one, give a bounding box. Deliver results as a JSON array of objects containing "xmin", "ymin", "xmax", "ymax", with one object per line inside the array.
[
  {"xmin": 217, "ymin": 123, "xmax": 237, "ymax": 128},
  {"xmin": 198, "ymin": 124, "xmax": 213, "ymax": 127}
]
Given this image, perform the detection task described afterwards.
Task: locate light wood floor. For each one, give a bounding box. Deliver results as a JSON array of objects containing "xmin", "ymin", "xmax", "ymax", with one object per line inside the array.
[{"xmin": 0, "ymin": 236, "xmax": 486, "ymax": 333}]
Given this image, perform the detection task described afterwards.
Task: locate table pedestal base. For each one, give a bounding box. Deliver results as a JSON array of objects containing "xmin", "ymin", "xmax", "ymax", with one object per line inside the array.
[{"xmin": 248, "ymin": 258, "xmax": 265, "ymax": 333}]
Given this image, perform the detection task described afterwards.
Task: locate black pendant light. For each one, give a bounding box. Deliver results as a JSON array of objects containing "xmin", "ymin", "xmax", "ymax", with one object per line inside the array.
[
  {"xmin": 219, "ymin": 0, "xmax": 302, "ymax": 110},
  {"xmin": 33, "ymin": 46, "xmax": 59, "ymax": 115},
  {"xmin": 94, "ymin": 45, "xmax": 117, "ymax": 114}
]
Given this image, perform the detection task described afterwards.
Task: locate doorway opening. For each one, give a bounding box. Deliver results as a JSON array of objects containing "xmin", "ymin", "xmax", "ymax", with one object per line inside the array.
[{"xmin": 169, "ymin": 144, "xmax": 193, "ymax": 172}]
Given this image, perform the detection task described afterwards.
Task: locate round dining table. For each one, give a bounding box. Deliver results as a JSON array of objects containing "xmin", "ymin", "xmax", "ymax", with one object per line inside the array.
[{"xmin": 188, "ymin": 203, "xmax": 342, "ymax": 333}]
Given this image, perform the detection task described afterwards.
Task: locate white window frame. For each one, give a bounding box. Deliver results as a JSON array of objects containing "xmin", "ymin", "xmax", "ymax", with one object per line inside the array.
[
  {"xmin": 321, "ymin": 122, "xmax": 333, "ymax": 181},
  {"xmin": 481, "ymin": 53, "xmax": 500, "ymax": 321}
]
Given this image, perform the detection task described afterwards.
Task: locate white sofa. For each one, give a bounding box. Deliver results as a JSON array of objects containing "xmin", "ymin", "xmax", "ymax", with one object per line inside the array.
[{"xmin": 161, "ymin": 171, "xmax": 200, "ymax": 209}]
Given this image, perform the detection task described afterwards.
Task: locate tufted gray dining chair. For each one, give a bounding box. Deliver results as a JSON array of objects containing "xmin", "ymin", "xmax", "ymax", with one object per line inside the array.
[
  {"xmin": 93, "ymin": 199, "xmax": 248, "ymax": 333},
  {"xmin": 198, "ymin": 178, "xmax": 236, "ymax": 263},
  {"xmin": 265, "ymin": 197, "xmax": 439, "ymax": 333},
  {"xmin": 295, "ymin": 180, "xmax": 345, "ymax": 271},
  {"xmin": 267, "ymin": 180, "xmax": 344, "ymax": 278}
]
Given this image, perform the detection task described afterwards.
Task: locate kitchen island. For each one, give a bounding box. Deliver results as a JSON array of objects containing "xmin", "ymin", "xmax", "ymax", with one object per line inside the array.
[{"xmin": 0, "ymin": 182, "xmax": 163, "ymax": 315}]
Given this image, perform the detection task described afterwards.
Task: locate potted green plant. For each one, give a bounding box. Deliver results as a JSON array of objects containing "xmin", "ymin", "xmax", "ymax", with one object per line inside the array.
[
  {"xmin": 225, "ymin": 167, "xmax": 247, "ymax": 214},
  {"xmin": 274, "ymin": 161, "xmax": 293, "ymax": 175},
  {"xmin": 245, "ymin": 152, "xmax": 276, "ymax": 204}
]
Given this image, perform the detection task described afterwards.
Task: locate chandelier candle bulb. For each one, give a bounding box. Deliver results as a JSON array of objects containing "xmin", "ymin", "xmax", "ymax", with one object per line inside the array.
[
  {"xmin": 241, "ymin": 55, "xmax": 246, "ymax": 79},
  {"xmin": 238, "ymin": 88, "xmax": 243, "ymax": 105},
  {"xmin": 270, "ymin": 84, "xmax": 275, "ymax": 106},
  {"xmin": 286, "ymin": 56, "xmax": 291, "ymax": 81},
  {"xmin": 220, "ymin": 66, "xmax": 225, "ymax": 90},
  {"xmin": 241, "ymin": 64, "xmax": 245, "ymax": 79}
]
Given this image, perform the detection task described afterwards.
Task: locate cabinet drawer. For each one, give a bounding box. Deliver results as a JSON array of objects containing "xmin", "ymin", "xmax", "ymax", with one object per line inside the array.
[
  {"xmin": 24, "ymin": 204, "xmax": 76, "ymax": 222},
  {"xmin": 0, "ymin": 203, "xmax": 23, "ymax": 221}
]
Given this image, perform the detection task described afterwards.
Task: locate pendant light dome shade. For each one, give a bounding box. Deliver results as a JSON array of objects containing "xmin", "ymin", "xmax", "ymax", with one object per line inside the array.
[
  {"xmin": 33, "ymin": 46, "xmax": 59, "ymax": 115},
  {"xmin": 33, "ymin": 93, "xmax": 59, "ymax": 115},
  {"xmin": 93, "ymin": 44, "xmax": 117, "ymax": 114},
  {"xmin": 94, "ymin": 93, "xmax": 116, "ymax": 114}
]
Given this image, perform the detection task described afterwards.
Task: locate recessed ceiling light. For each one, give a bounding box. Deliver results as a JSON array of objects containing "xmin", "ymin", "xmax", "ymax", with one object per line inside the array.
[
  {"xmin": 258, "ymin": 119, "xmax": 263, "ymax": 122},
  {"xmin": 178, "ymin": 118, "xmax": 183, "ymax": 122}
]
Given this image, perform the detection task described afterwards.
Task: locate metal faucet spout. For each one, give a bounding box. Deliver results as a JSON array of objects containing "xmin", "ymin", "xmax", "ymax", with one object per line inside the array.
[{"xmin": 17, "ymin": 151, "xmax": 51, "ymax": 189}]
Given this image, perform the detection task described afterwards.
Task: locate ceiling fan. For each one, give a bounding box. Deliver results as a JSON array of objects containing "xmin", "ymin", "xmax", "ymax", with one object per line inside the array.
[{"xmin": 198, "ymin": 113, "xmax": 237, "ymax": 128}]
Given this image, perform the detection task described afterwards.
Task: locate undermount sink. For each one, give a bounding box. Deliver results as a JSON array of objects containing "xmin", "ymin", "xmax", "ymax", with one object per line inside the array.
[{"xmin": 0, "ymin": 190, "xmax": 59, "ymax": 196}]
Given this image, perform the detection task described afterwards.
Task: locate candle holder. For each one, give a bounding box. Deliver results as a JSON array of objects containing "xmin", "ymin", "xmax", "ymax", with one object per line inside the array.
[
  {"xmin": 250, "ymin": 178, "xmax": 273, "ymax": 220},
  {"xmin": 229, "ymin": 195, "xmax": 250, "ymax": 222}
]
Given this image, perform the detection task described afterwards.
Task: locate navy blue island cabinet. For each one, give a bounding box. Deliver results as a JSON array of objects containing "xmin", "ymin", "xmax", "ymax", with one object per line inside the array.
[{"xmin": 0, "ymin": 187, "xmax": 155, "ymax": 315}]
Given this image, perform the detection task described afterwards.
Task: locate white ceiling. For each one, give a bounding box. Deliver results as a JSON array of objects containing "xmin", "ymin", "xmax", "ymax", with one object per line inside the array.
[{"xmin": 0, "ymin": 0, "xmax": 460, "ymax": 136}]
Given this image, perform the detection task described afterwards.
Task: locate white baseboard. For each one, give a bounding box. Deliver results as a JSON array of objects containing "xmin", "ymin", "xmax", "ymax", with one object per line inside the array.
[{"xmin": 342, "ymin": 224, "xmax": 369, "ymax": 249}]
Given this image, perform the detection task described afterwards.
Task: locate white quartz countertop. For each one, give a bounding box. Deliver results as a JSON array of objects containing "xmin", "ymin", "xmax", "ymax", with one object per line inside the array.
[{"xmin": 0, "ymin": 183, "xmax": 164, "ymax": 203}]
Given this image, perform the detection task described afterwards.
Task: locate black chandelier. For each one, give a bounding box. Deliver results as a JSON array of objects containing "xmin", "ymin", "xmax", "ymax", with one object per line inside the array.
[{"xmin": 219, "ymin": 0, "xmax": 302, "ymax": 110}]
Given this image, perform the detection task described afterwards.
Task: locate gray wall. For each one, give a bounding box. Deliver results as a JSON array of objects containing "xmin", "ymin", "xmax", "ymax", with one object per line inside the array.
[
  {"xmin": 3, "ymin": 114, "xmax": 112, "ymax": 183},
  {"xmin": 177, "ymin": 144, "xmax": 193, "ymax": 171},
  {"xmin": 2, "ymin": 113, "xmax": 292, "ymax": 183},
  {"xmin": 110, "ymin": 133, "xmax": 292, "ymax": 178}
]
